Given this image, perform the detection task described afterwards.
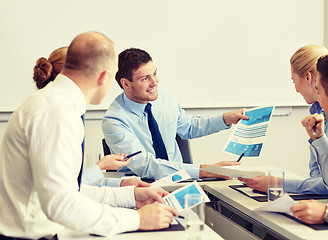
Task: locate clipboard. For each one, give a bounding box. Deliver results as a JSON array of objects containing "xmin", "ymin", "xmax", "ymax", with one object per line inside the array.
[
  {"xmin": 229, "ymin": 184, "xmax": 328, "ymax": 202},
  {"xmin": 90, "ymin": 220, "xmax": 184, "ymax": 238},
  {"xmin": 280, "ymin": 213, "xmax": 328, "ymax": 231},
  {"xmin": 179, "ymin": 177, "xmax": 227, "ymax": 183},
  {"xmin": 133, "ymin": 219, "xmax": 184, "ymax": 232}
]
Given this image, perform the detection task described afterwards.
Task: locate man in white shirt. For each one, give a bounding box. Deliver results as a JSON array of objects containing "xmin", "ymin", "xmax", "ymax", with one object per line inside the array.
[{"xmin": 0, "ymin": 32, "xmax": 177, "ymax": 240}]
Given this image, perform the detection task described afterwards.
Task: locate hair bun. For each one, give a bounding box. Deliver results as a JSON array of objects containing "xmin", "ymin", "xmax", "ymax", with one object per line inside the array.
[{"xmin": 33, "ymin": 57, "xmax": 53, "ymax": 89}]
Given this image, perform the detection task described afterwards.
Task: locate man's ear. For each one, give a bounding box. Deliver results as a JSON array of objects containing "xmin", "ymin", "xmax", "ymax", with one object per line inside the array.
[
  {"xmin": 98, "ymin": 70, "xmax": 108, "ymax": 85},
  {"xmin": 121, "ymin": 78, "xmax": 131, "ymax": 89}
]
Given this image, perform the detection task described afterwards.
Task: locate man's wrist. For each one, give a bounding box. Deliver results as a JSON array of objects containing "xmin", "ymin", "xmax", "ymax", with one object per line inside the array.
[
  {"xmin": 96, "ymin": 161, "xmax": 104, "ymax": 170},
  {"xmin": 199, "ymin": 164, "xmax": 208, "ymax": 178},
  {"xmin": 323, "ymin": 204, "xmax": 328, "ymax": 223}
]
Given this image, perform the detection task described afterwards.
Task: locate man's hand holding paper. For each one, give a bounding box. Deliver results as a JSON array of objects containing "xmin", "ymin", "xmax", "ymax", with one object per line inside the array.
[
  {"xmin": 199, "ymin": 161, "xmax": 241, "ymax": 179},
  {"xmin": 201, "ymin": 165, "xmax": 264, "ymax": 179},
  {"xmin": 238, "ymin": 175, "xmax": 282, "ymax": 193}
]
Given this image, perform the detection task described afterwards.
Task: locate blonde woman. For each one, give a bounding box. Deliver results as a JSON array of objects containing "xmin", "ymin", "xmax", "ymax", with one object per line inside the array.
[{"xmin": 239, "ymin": 45, "xmax": 328, "ymax": 195}]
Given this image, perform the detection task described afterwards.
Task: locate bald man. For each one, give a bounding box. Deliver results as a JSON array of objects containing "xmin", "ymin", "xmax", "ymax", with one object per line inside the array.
[{"xmin": 0, "ymin": 32, "xmax": 177, "ymax": 240}]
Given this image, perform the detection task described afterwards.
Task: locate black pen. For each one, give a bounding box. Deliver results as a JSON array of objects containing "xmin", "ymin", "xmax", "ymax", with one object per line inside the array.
[
  {"xmin": 237, "ymin": 152, "xmax": 245, "ymax": 162},
  {"xmin": 123, "ymin": 150, "xmax": 142, "ymax": 160},
  {"xmin": 313, "ymin": 121, "xmax": 318, "ymax": 136}
]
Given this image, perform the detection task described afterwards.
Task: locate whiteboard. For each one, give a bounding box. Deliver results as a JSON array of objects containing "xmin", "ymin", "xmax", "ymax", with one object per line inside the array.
[{"xmin": 0, "ymin": 0, "xmax": 323, "ymax": 111}]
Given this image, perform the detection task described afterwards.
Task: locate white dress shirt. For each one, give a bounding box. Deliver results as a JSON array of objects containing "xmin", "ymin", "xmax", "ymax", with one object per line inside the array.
[{"xmin": 0, "ymin": 74, "xmax": 139, "ymax": 239}]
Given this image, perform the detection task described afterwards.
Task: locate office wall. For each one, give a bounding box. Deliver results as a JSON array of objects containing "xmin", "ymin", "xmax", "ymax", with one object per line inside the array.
[
  {"xmin": 0, "ymin": 0, "xmax": 325, "ymax": 179},
  {"xmin": 0, "ymin": 0, "xmax": 323, "ymax": 110}
]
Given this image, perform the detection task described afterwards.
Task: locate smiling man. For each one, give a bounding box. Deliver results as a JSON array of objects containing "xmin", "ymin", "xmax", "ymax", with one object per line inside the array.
[{"xmin": 102, "ymin": 48, "xmax": 248, "ymax": 180}]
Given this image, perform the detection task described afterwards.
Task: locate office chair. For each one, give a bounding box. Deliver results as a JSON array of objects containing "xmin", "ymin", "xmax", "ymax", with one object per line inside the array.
[
  {"xmin": 175, "ymin": 134, "xmax": 193, "ymax": 164},
  {"xmin": 102, "ymin": 135, "xmax": 193, "ymax": 164},
  {"xmin": 102, "ymin": 138, "xmax": 111, "ymax": 156}
]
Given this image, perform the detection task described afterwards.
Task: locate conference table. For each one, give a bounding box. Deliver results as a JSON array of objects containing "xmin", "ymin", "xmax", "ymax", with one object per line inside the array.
[
  {"xmin": 200, "ymin": 166, "xmax": 328, "ymax": 240},
  {"xmin": 59, "ymin": 166, "xmax": 328, "ymax": 240}
]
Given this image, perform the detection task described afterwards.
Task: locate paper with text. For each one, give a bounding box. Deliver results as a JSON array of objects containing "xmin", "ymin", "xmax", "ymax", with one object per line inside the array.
[
  {"xmin": 151, "ymin": 169, "xmax": 191, "ymax": 188},
  {"xmin": 224, "ymin": 106, "xmax": 275, "ymax": 157},
  {"xmin": 163, "ymin": 181, "xmax": 210, "ymax": 212}
]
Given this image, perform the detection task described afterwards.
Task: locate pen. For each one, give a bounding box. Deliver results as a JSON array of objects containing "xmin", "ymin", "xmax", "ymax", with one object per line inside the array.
[
  {"xmin": 237, "ymin": 152, "xmax": 244, "ymax": 162},
  {"xmin": 313, "ymin": 121, "xmax": 318, "ymax": 136},
  {"xmin": 123, "ymin": 150, "xmax": 142, "ymax": 160}
]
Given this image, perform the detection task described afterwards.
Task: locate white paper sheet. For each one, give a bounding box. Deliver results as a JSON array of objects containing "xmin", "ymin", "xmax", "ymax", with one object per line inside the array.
[
  {"xmin": 201, "ymin": 165, "xmax": 264, "ymax": 178},
  {"xmin": 237, "ymin": 186, "xmax": 266, "ymax": 197},
  {"xmin": 224, "ymin": 106, "xmax": 275, "ymax": 158},
  {"xmin": 150, "ymin": 169, "xmax": 191, "ymax": 188},
  {"xmin": 255, "ymin": 194, "xmax": 295, "ymax": 213}
]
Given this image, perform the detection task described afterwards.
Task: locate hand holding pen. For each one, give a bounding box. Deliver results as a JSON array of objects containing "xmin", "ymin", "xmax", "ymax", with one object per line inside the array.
[
  {"xmin": 96, "ymin": 153, "xmax": 131, "ymax": 171},
  {"xmin": 301, "ymin": 113, "xmax": 325, "ymax": 140}
]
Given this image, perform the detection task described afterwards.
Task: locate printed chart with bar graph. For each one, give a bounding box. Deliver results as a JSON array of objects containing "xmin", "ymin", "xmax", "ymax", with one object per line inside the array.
[{"xmin": 224, "ymin": 106, "xmax": 275, "ymax": 157}]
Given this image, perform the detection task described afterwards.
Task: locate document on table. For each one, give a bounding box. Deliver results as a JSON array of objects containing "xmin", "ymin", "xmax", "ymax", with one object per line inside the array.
[
  {"xmin": 224, "ymin": 106, "xmax": 275, "ymax": 157},
  {"xmin": 255, "ymin": 194, "xmax": 295, "ymax": 213},
  {"xmin": 163, "ymin": 181, "xmax": 210, "ymax": 212},
  {"xmin": 150, "ymin": 169, "xmax": 191, "ymax": 188},
  {"xmin": 201, "ymin": 165, "xmax": 264, "ymax": 178}
]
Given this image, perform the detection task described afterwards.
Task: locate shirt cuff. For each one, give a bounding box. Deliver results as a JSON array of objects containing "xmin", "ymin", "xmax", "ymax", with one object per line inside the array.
[
  {"xmin": 115, "ymin": 186, "xmax": 136, "ymax": 208},
  {"xmin": 216, "ymin": 115, "xmax": 232, "ymax": 129},
  {"xmin": 283, "ymin": 179, "xmax": 298, "ymax": 193},
  {"xmin": 184, "ymin": 164, "xmax": 200, "ymax": 179},
  {"xmin": 107, "ymin": 178, "xmax": 122, "ymax": 187},
  {"xmin": 82, "ymin": 164, "xmax": 104, "ymax": 184},
  {"xmin": 311, "ymin": 135, "xmax": 328, "ymax": 165},
  {"xmin": 116, "ymin": 208, "xmax": 140, "ymax": 233}
]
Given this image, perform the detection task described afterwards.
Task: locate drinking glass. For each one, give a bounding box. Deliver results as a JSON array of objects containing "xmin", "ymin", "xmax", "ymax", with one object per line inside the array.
[
  {"xmin": 267, "ymin": 170, "xmax": 284, "ymax": 201},
  {"xmin": 184, "ymin": 194, "xmax": 205, "ymax": 240}
]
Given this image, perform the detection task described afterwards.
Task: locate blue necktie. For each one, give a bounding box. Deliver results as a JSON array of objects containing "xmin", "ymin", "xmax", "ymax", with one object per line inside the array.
[
  {"xmin": 77, "ymin": 114, "xmax": 85, "ymax": 191},
  {"xmin": 145, "ymin": 103, "xmax": 168, "ymax": 160}
]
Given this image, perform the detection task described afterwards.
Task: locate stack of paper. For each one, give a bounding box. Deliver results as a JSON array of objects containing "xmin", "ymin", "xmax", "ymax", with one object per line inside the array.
[{"xmin": 201, "ymin": 165, "xmax": 264, "ymax": 179}]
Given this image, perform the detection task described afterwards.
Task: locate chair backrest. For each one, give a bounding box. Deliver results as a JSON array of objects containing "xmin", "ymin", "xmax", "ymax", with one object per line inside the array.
[
  {"xmin": 102, "ymin": 135, "xmax": 193, "ymax": 164},
  {"xmin": 102, "ymin": 138, "xmax": 111, "ymax": 156},
  {"xmin": 175, "ymin": 134, "xmax": 193, "ymax": 164}
]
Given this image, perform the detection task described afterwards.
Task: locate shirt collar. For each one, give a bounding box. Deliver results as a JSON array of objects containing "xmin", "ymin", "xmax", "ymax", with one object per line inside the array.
[
  {"xmin": 123, "ymin": 92, "xmax": 151, "ymax": 117},
  {"xmin": 310, "ymin": 101, "xmax": 323, "ymax": 114},
  {"xmin": 52, "ymin": 74, "xmax": 87, "ymax": 117},
  {"xmin": 310, "ymin": 101, "xmax": 327, "ymax": 120}
]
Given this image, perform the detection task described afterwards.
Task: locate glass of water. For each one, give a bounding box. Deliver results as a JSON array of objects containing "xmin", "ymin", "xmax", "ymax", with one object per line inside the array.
[
  {"xmin": 267, "ymin": 170, "xmax": 284, "ymax": 201},
  {"xmin": 184, "ymin": 194, "xmax": 205, "ymax": 240}
]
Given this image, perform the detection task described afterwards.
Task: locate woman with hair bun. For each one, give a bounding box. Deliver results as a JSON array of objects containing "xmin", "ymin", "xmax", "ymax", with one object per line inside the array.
[
  {"xmin": 32, "ymin": 47, "xmax": 149, "ymax": 188},
  {"xmin": 33, "ymin": 47, "xmax": 68, "ymax": 89}
]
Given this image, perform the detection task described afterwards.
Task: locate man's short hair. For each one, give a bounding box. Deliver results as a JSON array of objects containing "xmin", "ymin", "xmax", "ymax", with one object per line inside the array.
[
  {"xmin": 115, "ymin": 48, "xmax": 152, "ymax": 89},
  {"xmin": 317, "ymin": 55, "xmax": 328, "ymax": 95},
  {"xmin": 64, "ymin": 32, "xmax": 115, "ymax": 77}
]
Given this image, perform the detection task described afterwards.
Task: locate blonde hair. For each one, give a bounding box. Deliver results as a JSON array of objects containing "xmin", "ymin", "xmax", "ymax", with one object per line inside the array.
[{"xmin": 290, "ymin": 45, "xmax": 328, "ymax": 78}]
